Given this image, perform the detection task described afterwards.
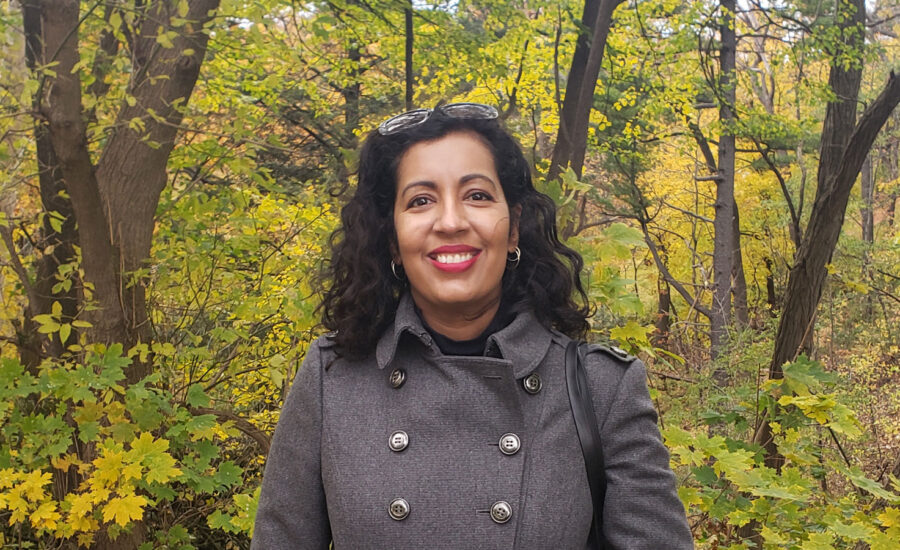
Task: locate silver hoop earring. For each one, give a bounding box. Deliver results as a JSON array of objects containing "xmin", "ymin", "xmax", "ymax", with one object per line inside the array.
[
  {"xmin": 391, "ymin": 261, "xmax": 404, "ymax": 280},
  {"xmin": 507, "ymin": 247, "xmax": 521, "ymax": 268}
]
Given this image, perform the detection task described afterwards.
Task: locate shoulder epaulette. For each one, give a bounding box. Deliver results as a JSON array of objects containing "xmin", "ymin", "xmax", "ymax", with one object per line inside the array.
[{"xmin": 591, "ymin": 345, "xmax": 635, "ymax": 363}]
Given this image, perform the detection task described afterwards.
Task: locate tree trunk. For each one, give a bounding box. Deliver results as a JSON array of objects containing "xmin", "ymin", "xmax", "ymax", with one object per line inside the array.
[
  {"xmin": 887, "ymin": 139, "xmax": 899, "ymax": 227},
  {"xmin": 547, "ymin": 0, "xmax": 623, "ymax": 182},
  {"xmin": 405, "ymin": 3, "xmax": 414, "ymax": 110},
  {"xmin": 548, "ymin": 0, "xmax": 599, "ymax": 183},
  {"xmin": 567, "ymin": 0, "xmax": 624, "ymax": 180},
  {"xmin": 732, "ymin": 201, "xmax": 749, "ymax": 328},
  {"xmin": 653, "ymin": 275, "xmax": 672, "ymax": 349},
  {"xmin": 861, "ymin": 154, "xmax": 875, "ymax": 243},
  {"xmin": 31, "ymin": 1, "xmax": 221, "ymax": 547},
  {"xmin": 765, "ymin": 257, "xmax": 777, "ymax": 316},
  {"xmin": 20, "ymin": 0, "xmax": 79, "ymax": 365},
  {"xmin": 757, "ymin": 1, "xmax": 900, "ymax": 470},
  {"xmin": 711, "ymin": 0, "xmax": 736, "ymax": 360}
]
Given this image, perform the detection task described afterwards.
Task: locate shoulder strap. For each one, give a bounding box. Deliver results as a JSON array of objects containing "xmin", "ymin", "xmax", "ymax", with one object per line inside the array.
[{"xmin": 565, "ymin": 341, "xmax": 608, "ymax": 550}]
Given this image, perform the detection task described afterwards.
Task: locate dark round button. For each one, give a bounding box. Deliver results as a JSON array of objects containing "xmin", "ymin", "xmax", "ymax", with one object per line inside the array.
[
  {"xmin": 490, "ymin": 501, "xmax": 512, "ymax": 523},
  {"xmin": 499, "ymin": 433, "xmax": 521, "ymax": 456},
  {"xmin": 390, "ymin": 368, "xmax": 406, "ymax": 389},
  {"xmin": 523, "ymin": 373, "xmax": 542, "ymax": 394},
  {"xmin": 389, "ymin": 498, "xmax": 409, "ymax": 520},
  {"xmin": 389, "ymin": 430, "xmax": 409, "ymax": 452}
]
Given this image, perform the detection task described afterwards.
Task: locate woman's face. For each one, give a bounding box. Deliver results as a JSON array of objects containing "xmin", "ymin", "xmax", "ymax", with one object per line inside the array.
[{"xmin": 392, "ymin": 131, "xmax": 519, "ymax": 322}]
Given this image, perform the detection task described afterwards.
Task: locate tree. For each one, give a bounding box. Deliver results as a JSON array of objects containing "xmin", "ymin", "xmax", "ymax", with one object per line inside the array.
[
  {"xmin": 755, "ymin": 0, "xmax": 900, "ymax": 467},
  {"xmin": 710, "ymin": 0, "xmax": 736, "ymax": 360},
  {"xmin": 9, "ymin": 1, "xmax": 219, "ymax": 547},
  {"xmin": 548, "ymin": 0, "xmax": 625, "ymax": 183}
]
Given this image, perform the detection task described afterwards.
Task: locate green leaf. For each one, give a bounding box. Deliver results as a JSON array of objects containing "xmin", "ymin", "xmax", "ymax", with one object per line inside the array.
[
  {"xmin": 214, "ymin": 461, "xmax": 243, "ymax": 489},
  {"xmin": 185, "ymin": 384, "xmax": 211, "ymax": 408},
  {"xmin": 830, "ymin": 520, "xmax": 873, "ymax": 540},
  {"xmin": 842, "ymin": 465, "xmax": 900, "ymax": 504}
]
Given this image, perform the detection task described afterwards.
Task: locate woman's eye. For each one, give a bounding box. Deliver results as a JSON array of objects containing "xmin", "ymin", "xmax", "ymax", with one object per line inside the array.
[
  {"xmin": 408, "ymin": 196, "xmax": 431, "ymax": 208},
  {"xmin": 468, "ymin": 191, "xmax": 492, "ymax": 201}
]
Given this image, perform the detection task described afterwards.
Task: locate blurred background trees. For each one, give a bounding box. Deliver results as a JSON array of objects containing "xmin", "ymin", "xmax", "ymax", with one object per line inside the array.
[{"xmin": 1, "ymin": 0, "xmax": 899, "ymax": 547}]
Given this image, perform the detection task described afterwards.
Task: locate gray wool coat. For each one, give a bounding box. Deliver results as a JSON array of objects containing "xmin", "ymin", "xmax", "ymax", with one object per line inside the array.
[{"xmin": 252, "ymin": 295, "xmax": 693, "ymax": 549}]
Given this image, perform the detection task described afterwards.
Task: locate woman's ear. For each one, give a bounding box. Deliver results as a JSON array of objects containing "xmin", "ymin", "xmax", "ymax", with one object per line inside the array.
[
  {"xmin": 508, "ymin": 204, "xmax": 522, "ymax": 250},
  {"xmin": 389, "ymin": 238, "xmax": 400, "ymax": 265}
]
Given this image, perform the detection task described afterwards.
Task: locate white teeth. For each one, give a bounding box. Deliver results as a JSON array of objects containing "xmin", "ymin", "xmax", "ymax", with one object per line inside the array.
[{"xmin": 435, "ymin": 252, "xmax": 475, "ymax": 264}]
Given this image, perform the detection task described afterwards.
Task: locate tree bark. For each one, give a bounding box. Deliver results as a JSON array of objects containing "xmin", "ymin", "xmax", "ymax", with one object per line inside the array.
[
  {"xmin": 711, "ymin": 0, "xmax": 737, "ymax": 360},
  {"xmin": 653, "ymin": 275, "xmax": 672, "ymax": 348},
  {"xmin": 765, "ymin": 257, "xmax": 777, "ymax": 316},
  {"xmin": 405, "ymin": 3, "xmax": 413, "ymax": 110},
  {"xmin": 95, "ymin": 0, "xmax": 218, "ymax": 383},
  {"xmin": 547, "ymin": 0, "xmax": 624, "ymax": 182},
  {"xmin": 20, "ymin": 0, "xmax": 79, "ymax": 364},
  {"xmin": 567, "ymin": 0, "xmax": 624, "ymax": 180},
  {"xmin": 732, "ymin": 201, "xmax": 749, "ymax": 327},
  {"xmin": 31, "ymin": 2, "xmax": 220, "ymax": 546},
  {"xmin": 861, "ymin": 154, "xmax": 875, "ymax": 243},
  {"xmin": 548, "ymin": 0, "xmax": 599, "ymax": 182},
  {"xmin": 758, "ymin": 0, "xmax": 900, "ymax": 469}
]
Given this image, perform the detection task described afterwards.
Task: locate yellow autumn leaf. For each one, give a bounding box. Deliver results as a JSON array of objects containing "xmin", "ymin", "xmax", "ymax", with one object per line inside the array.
[
  {"xmin": 92, "ymin": 448, "xmax": 126, "ymax": 489},
  {"xmin": 877, "ymin": 507, "xmax": 900, "ymax": 527},
  {"xmin": 7, "ymin": 493, "xmax": 28, "ymax": 524},
  {"xmin": 70, "ymin": 512, "xmax": 96, "ymax": 533},
  {"xmin": 678, "ymin": 486, "xmax": 703, "ymax": 506},
  {"xmin": 101, "ymin": 494, "xmax": 147, "ymax": 527},
  {"xmin": 19, "ymin": 470, "xmax": 52, "ymax": 502},
  {"xmin": 121, "ymin": 462, "xmax": 143, "ymax": 482},
  {"xmin": 29, "ymin": 501, "xmax": 60, "ymax": 531},
  {"xmin": 90, "ymin": 487, "xmax": 111, "ymax": 505},
  {"xmin": 0, "ymin": 468, "xmax": 17, "ymax": 489}
]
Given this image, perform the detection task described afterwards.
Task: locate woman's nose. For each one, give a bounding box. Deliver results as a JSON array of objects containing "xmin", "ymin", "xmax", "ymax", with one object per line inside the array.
[{"xmin": 433, "ymin": 200, "xmax": 469, "ymax": 233}]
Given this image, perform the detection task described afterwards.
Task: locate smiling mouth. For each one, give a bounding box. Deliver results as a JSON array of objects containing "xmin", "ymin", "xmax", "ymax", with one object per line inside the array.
[{"xmin": 433, "ymin": 252, "xmax": 477, "ymax": 264}]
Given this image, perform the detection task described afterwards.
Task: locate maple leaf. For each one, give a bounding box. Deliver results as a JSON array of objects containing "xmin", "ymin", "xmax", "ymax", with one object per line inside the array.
[
  {"xmin": 19, "ymin": 471, "xmax": 52, "ymax": 502},
  {"xmin": 878, "ymin": 507, "xmax": 900, "ymax": 528},
  {"xmin": 30, "ymin": 501, "xmax": 60, "ymax": 531},
  {"xmin": 101, "ymin": 494, "xmax": 147, "ymax": 527},
  {"xmin": 66, "ymin": 492, "xmax": 94, "ymax": 520}
]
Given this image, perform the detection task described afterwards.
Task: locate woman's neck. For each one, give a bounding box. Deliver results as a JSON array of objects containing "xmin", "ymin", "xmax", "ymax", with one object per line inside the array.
[{"xmin": 414, "ymin": 297, "xmax": 500, "ymax": 342}]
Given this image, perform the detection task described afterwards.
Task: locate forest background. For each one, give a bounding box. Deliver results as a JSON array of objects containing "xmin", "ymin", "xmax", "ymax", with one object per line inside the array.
[{"xmin": 1, "ymin": 0, "xmax": 900, "ymax": 548}]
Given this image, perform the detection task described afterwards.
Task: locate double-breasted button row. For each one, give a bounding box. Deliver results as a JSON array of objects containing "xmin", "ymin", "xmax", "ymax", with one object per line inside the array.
[
  {"xmin": 391, "ymin": 498, "xmax": 513, "ymax": 524},
  {"xmin": 523, "ymin": 373, "xmax": 542, "ymax": 394}
]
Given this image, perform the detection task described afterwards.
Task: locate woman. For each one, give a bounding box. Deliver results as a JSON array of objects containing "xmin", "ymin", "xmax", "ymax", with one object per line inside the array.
[{"xmin": 252, "ymin": 104, "xmax": 693, "ymax": 549}]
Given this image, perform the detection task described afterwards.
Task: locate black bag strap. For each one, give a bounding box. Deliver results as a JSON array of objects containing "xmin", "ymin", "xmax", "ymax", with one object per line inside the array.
[{"xmin": 565, "ymin": 340, "xmax": 608, "ymax": 550}]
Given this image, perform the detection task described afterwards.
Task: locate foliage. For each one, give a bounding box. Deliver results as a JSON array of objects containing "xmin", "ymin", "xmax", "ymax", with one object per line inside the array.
[
  {"xmin": 663, "ymin": 354, "xmax": 900, "ymax": 548},
  {"xmin": 1, "ymin": 0, "xmax": 898, "ymax": 547}
]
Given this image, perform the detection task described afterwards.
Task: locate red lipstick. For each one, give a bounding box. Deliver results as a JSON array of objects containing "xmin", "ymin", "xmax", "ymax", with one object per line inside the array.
[{"xmin": 428, "ymin": 245, "xmax": 481, "ymax": 273}]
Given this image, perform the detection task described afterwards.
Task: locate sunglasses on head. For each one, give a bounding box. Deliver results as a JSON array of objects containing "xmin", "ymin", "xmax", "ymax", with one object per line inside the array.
[{"xmin": 377, "ymin": 102, "xmax": 499, "ymax": 136}]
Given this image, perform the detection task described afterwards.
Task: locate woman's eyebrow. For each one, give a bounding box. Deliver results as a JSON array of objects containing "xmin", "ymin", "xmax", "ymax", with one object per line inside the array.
[
  {"xmin": 460, "ymin": 173, "xmax": 498, "ymax": 188},
  {"xmin": 398, "ymin": 180, "xmax": 436, "ymax": 197}
]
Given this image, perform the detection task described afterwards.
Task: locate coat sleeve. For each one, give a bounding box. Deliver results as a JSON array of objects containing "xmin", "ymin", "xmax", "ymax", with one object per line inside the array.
[
  {"xmin": 251, "ymin": 339, "xmax": 331, "ymax": 549},
  {"xmin": 592, "ymin": 354, "xmax": 694, "ymax": 549}
]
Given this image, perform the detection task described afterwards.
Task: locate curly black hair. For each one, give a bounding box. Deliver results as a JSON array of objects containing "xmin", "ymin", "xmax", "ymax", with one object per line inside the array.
[{"xmin": 317, "ymin": 110, "xmax": 590, "ymax": 359}]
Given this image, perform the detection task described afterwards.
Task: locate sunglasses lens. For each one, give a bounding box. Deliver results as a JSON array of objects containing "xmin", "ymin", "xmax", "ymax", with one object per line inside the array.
[
  {"xmin": 378, "ymin": 109, "xmax": 431, "ymax": 135},
  {"xmin": 377, "ymin": 103, "xmax": 498, "ymax": 136},
  {"xmin": 440, "ymin": 103, "xmax": 499, "ymax": 120}
]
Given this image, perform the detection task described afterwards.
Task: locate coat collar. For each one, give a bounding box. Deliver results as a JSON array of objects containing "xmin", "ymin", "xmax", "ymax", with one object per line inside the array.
[{"xmin": 375, "ymin": 293, "xmax": 553, "ymax": 379}]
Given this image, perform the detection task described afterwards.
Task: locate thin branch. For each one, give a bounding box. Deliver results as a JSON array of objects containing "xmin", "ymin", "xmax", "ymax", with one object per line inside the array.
[
  {"xmin": 642, "ymin": 225, "xmax": 714, "ymax": 319},
  {"xmin": 190, "ymin": 407, "xmax": 270, "ymax": 454},
  {"xmin": 664, "ymin": 201, "xmax": 714, "ymax": 223},
  {"xmin": 752, "ymin": 137, "xmax": 801, "ymax": 248},
  {"xmin": 0, "ymin": 223, "xmax": 40, "ymax": 313}
]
